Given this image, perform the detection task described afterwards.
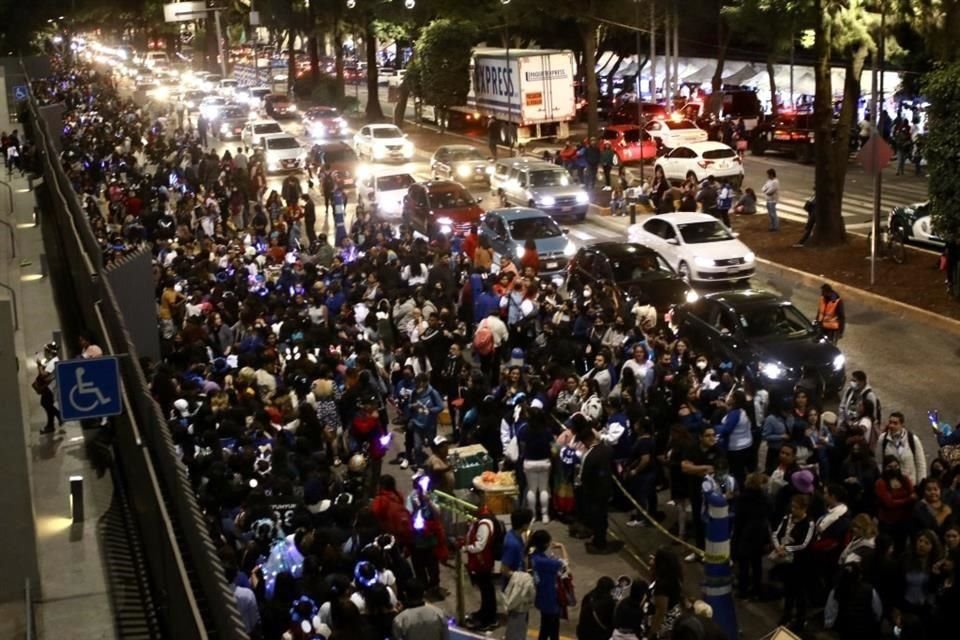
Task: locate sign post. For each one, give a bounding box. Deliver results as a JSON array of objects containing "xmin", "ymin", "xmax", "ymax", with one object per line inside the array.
[
  {"xmin": 164, "ymin": 2, "xmax": 228, "ymax": 78},
  {"xmin": 55, "ymin": 356, "xmax": 122, "ymax": 422}
]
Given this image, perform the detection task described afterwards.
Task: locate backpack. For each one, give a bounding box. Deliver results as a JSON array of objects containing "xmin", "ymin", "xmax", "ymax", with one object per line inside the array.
[
  {"xmin": 879, "ymin": 430, "xmax": 917, "ymax": 460},
  {"xmin": 473, "ymin": 320, "xmax": 495, "ymax": 356},
  {"xmin": 487, "ymin": 516, "xmax": 506, "ymax": 560},
  {"xmin": 31, "ymin": 373, "xmax": 48, "ymax": 395}
]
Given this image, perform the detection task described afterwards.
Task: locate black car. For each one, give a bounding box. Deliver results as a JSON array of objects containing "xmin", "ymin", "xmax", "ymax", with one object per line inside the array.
[
  {"xmin": 670, "ymin": 290, "xmax": 846, "ymax": 400},
  {"xmin": 564, "ymin": 242, "xmax": 694, "ymax": 313},
  {"xmin": 750, "ymin": 113, "xmax": 817, "ymax": 163}
]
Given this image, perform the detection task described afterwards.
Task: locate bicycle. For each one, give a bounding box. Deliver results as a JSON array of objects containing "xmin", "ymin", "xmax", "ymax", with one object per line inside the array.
[{"xmin": 868, "ymin": 223, "xmax": 906, "ymax": 264}]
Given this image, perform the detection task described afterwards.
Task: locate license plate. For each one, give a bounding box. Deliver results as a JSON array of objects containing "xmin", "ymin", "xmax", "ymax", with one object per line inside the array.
[
  {"xmin": 545, "ymin": 261, "xmax": 559, "ymax": 270},
  {"xmin": 561, "ymin": 206, "xmax": 572, "ymax": 212}
]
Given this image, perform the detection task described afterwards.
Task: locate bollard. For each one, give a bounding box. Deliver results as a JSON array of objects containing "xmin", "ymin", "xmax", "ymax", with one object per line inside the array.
[
  {"xmin": 703, "ymin": 490, "xmax": 738, "ymax": 640},
  {"xmin": 630, "ymin": 202, "xmax": 637, "ymax": 225}
]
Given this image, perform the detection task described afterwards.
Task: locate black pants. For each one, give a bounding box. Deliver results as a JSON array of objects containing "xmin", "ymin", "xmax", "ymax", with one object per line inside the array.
[
  {"xmin": 690, "ymin": 487, "xmax": 706, "ymax": 549},
  {"xmin": 737, "ymin": 549, "xmax": 763, "ymax": 595},
  {"xmin": 471, "ymin": 570, "xmax": 497, "ymax": 624},
  {"xmin": 40, "ymin": 388, "xmax": 61, "ymax": 431},
  {"xmin": 304, "ymin": 215, "xmax": 317, "ymax": 245},
  {"xmin": 798, "ymin": 213, "xmax": 815, "ymax": 245},
  {"xmin": 411, "ymin": 547, "xmax": 440, "ymax": 590},
  {"xmin": 323, "ymin": 191, "xmax": 334, "ymax": 214},
  {"xmin": 602, "ymin": 164, "xmax": 612, "ymax": 187},
  {"xmin": 782, "ymin": 564, "xmax": 811, "ymax": 623},
  {"xmin": 539, "ymin": 612, "xmax": 560, "ymax": 640},
  {"xmin": 586, "ymin": 492, "xmax": 609, "ymax": 547},
  {"xmin": 727, "ymin": 447, "xmax": 753, "ymax": 489}
]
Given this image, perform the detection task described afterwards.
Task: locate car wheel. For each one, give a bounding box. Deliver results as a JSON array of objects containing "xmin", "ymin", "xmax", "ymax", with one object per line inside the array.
[{"xmin": 678, "ymin": 261, "xmax": 692, "ymax": 280}]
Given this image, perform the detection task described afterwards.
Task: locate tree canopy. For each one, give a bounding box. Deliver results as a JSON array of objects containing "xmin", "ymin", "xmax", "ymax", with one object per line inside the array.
[{"xmin": 922, "ymin": 60, "xmax": 960, "ymax": 240}]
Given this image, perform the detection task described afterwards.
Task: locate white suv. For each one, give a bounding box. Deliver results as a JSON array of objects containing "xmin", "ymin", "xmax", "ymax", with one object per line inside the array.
[
  {"xmin": 654, "ymin": 141, "xmax": 744, "ymax": 188},
  {"xmin": 353, "ymin": 124, "xmax": 414, "ymax": 162},
  {"xmin": 261, "ymin": 133, "xmax": 305, "ymax": 173}
]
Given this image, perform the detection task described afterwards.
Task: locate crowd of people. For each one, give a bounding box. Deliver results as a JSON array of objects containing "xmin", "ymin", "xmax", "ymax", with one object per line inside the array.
[{"xmin": 28, "ymin": 57, "xmax": 960, "ymax": 640}]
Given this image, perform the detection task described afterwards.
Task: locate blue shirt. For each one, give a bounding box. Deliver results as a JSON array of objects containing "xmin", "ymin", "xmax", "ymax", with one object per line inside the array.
[
  {"xmin": 501, "ymin": 530, "xmax": 525, "ymax": 572},
  {"xmin": 531, "ymin": 552, "xmax": 563, "ymax": 614}
]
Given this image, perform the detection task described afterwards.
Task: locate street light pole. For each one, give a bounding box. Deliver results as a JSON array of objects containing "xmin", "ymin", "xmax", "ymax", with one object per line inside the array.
[
  {"xmin": 870, "ymin": 5, "xmax": 886, "ymax": 285},
  {"xmin": 635, "ymin": 0, "xmax": 645, "ymax": 184}
]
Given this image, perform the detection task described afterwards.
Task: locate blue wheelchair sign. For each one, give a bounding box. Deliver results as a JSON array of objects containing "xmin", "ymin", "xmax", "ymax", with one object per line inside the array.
[
  {"xmin": 55, "ymin": 356, "xmax": 122, "ymax": 422},
  {"xmin": 13, "ymin": 85, "xmax": 28, "ymax": 101}
]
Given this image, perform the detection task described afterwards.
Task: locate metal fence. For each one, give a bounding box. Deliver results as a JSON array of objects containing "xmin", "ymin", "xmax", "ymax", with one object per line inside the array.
[{"xmin": 23, "ymin": 75, "xmax": 247, "ymax": 640}]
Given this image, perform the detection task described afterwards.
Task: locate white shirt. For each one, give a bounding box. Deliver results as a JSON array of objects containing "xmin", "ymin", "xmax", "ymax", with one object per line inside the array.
[{"xmin": 761, "ymin": 178, "xmax": 780, "ymax": 203}]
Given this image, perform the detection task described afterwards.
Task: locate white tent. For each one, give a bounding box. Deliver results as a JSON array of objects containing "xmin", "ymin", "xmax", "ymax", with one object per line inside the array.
[
  {"xmin": 723, "ymin": 63, "xmax": 760, "ymax": 86},
  {"xmin": 682, "ymin": 64, "xmax": 717, "ymax": 85}
]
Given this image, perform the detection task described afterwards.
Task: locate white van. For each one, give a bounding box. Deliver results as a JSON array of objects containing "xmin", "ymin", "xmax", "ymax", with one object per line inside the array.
[{"xmin": 144, "ymin": 51, "xmax": 170, "ymax": 68}]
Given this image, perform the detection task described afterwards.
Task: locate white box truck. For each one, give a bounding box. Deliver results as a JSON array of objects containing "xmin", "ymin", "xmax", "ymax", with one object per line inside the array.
[
  {"xmin": 469, "ymin": 48, "xmax": 576, "ymax": 145},
  {"xmin": 416, "ymin": 48, "xmax": 576, "ymax": 146}
]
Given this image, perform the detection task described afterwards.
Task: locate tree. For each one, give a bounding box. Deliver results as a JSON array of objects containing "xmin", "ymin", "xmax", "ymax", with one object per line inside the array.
[
  {"xmin": 922, "ymin": 61, "xmax": 960, "ymax": 240},
  {"xmin": 809, "ymin": 0, "xmax": 876, "ymax": 247},
  {"xmin": 412, "ymin": 19, "xmax": 476, "ymax": 131}
]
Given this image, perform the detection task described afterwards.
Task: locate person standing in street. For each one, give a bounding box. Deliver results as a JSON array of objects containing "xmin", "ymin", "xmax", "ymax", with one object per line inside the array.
[
  {"xmin": 301, "ymin": 194, "xmax": 317, "ymax": 246},
  {"xmin": 197, "ymin": 114, "xmax": 208, "ymax": 148},
  {"xmin": 601, "ymin": 142, "xmax": 616, "ymax": 187},
  {"xmin": 332, "ymin": 181, "xmax": 348, "ymax": 247},
  {"xmin": 816, "ymin": 284, "xmax": 845, "ymax": 344},
  {"xmin": 762, "ymin": 168, "xmax": 780, "ymax": 231},
  {"xmin": 584, "ymin": 138, "xmax": 602, "ymax": 192}
]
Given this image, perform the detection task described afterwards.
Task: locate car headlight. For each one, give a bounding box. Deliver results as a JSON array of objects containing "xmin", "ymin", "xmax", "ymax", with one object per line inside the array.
[
  {"xmin": 563, "ymin": 241, "xmax": 576, "ymax": 257},
  {"xmin": 402, "ymin": 141, "xmax": 415, "ymax": 157},
  {"xmin": 538, "ymin": 195, "xmax": 556, "ymax": 207},
  {"xmin": 515, "ymin": 244, "xmax": 525, "ymax": 259},
  {"xmin": 759, "ymin": 362, "xmax": 785, "ymax": 380},
  {"xmin": 336, "ymin": 117, "xmax": 347, "ymax": 127},
  {"xmin": 832, "ymin": 354, "xmax": 845, "ymax": 371},
  {"xmin": 288, "ymin": 105, "xmax": 297, "ymax": 112},
  {"xmin": 267, "ymin": 159, "xmax": 279, "ymax": 170},
  {"xmin": 456, "ymin": 164, "xmax": 471, "ymax": 178},
  {"xmin": 685, "ymin": 290, "xmax": 700, "ymax": 303},
  {"xmin": 356, "ymin": 164, "xmax": 371, "ymax": 180},
  {"xmin": 576, "ymin": 192, "xmax": 590, "ymax": 204},
  {"xmin": 373, "ymin": 146, "xmax": 386, "ymax": 160},
  {"xmin": 219, "ymin": 123, "xmax": 229, "ymax": 133},
  {"xmin": 485, "ymin": 165, "xmax": 495, "ymax": 175},
  {"xmin": 744, "ymin": 251, "xmax": 756, "ymax": 263},
  {"xmin": 694, "ymin": 256, "xmax": 715, "ymax": 268}
]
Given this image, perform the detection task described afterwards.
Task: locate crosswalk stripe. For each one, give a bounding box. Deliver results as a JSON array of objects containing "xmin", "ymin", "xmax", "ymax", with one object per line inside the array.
[{"xmin": 567, "ymin": 228, "xmax": 595, "ymax": 240}]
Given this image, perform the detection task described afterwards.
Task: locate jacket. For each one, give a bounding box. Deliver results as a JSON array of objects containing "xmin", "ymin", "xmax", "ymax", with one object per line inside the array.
[
  {"xmin": 370, "ymin": 489, "xmax": 413, "ymax": 548},
  {"xmin": 578, "ymin": 441, "xmax": 614, "ymax": 500},
  {"xmin": 503, "ymin": 571, "xmax": 535, "ymax": 613},
  {"xmin": 392, "ymin": 603, "xmax": 449, "ymax": 640},
  {"xmin": 875, "ymin": 475, "xmax": 915, "ymax": 524},
  {"xmin": 875, "ymin": 430, "xmax": 926, "ymax": 485},
  {"xmin": 817, "ymin": 295, "xmax": 844, "ymax": 332},
  {"xmin": 771, "ymin": 513, "xmax": 815, "ymax": 561},
  {"xmin": 465, "ymin": 516, "xmax": 496, "ymax": 573}
]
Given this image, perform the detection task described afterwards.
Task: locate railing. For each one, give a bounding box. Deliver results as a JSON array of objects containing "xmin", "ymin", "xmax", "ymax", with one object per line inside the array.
[
  {"xmin": 23, "ymin": 68, "xmax": 247, "ymax": 639},
  {"xmin": 24, "ymin": 578, "xmax": 34, "ymax": 640}
]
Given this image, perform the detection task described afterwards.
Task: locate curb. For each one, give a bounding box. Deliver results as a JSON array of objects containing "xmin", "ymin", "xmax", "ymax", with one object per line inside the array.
[{"xmin": 754, "ymin": 257, "xmax": 960, "ymax": 336}]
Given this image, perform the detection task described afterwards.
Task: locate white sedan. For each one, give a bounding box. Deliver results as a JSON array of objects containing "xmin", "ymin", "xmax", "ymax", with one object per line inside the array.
[
  {"xmin": 628, "ymin": 212, "xmax": 755, "ymax": 282},
  {"xmin": 644, "ymin": 117, "xmax": 708, "ymax": 150},
  {"xmin": 353, "ymin": 124, "xmax": 415, "ymax": 162}
]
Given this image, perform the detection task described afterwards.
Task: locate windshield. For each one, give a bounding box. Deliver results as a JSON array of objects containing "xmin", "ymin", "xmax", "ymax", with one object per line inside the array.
[
  {"xmin": 611, "ymin": 252, "xmax": 672, "ymax": 281},
  {"xmin": 507, "ymin": 217, "xmax": 563, "ymax": 240},
  {"xmin": 678, "ymin": 221, "xmax": 733, "ymax": 244},
  {"xmin": 372, "ymin": 127, "xmax": 403, "ymax": 139},
  {"xmin": 664, "ymin": 120, "xmax": 697, "ymax": 130},
  {"xmin": 323, "ymin": 149, "xmax": 357, "ymax": 164},
  {"xmin": 448, "ymin": 148, "xmax": 486, "ymax": 162},
  {"xmin": 376, "ymin": 174, "xmax": 415, "ymax": 191},
  {"xmin": 738, "ymin": 304, "xmax": 814, "ymax": 340},
  {"xmin": 221, "ymin": 108, "xmax": 246, "ymax": 119},
  {"xmin": 622, "ymin": 128, "xmax": 644, "ymax": 143},
  {"xmin": 430, "ymin": 187, "xmax": 475, "ymax": 208},
  {"xmin": 255, "ymin": 124, "xmax": 283, "ymax": 134},
  {"xmin": 529, "ymin": 170, "xmax": 570, "ymax": 188},
  {"xmin": 308, "ymin": 108, "xmax": 338, "ymax": 120},
  {"xmin": 266, "ymin": 137, "xmax": 301, "ymax": 150}
]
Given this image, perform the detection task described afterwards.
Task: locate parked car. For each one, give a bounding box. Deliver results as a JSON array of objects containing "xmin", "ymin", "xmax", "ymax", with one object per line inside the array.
[
  {"xmin": 261, "ymin": 133, "xmax": 305, "ymax": 173},
  {"xmin": 670, "ymin": 290, "xmax": 846, "ymax": 399},
  {"xmin": 644, "ymin": 117, "xmax": 708, "ymax": 150},
  {"xmin": 353, "ymin": 124, "xmax": 415, "ymax": 162},
  {"xmin": 314, "ymin": 142, "xmax": 359, "ymax": 188},
  {"xmin": 563, "ymin": 242, "xmax": 694, "ymax": 313},
  {"xmin": 600, "ymin": 125, "xmax": 659, "ymax": 165},
  {"xmin": 653, "ymin": 141, "xmax": 744, "ymax": 187},
  {"xmin": 490, "ymin": 159, "xmax": 589, "ymax": 222},
  {"xmin": 303, "ymin": 106, "xmax": 347, "ymax": 139},
  {"xmin": 888, "ymin": 201, "xmax": 943, "ymax": 248},
  {"xmin": 264, "ymin": 93, "xmax": 297, "ymax": 119},
  {"xmin": 609, "ymin": 101, "xmax": 669, "ymax": 125},
  {"xmin": 750, "ymin": 113, "xmax": 817, "ymax": 163},
  {"xmin": 402, "ymin": 180, "xmax": 484, "ymax": 237},
  {"xmin": 430, "ymin": 145, "xmax": 492, "ymax": 184},
  {"xmin": 242, "ymin": 119, "xmax": 284, "ymax": 147},
  {"xmin": 628, "ymin": 212, "xmax": 755, "ymax": 282},
  {"xmin": 479, "ymin": 207, "xmax": 577, "ymax": 280},
  {"xmin": 356, "ymin": 172, "xmax": 417, "ymax": 218}
]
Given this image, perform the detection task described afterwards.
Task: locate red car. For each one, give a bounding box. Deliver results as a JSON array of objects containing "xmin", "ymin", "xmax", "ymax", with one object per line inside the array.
[
  {"xmin": 600, "ymin": 125, "xmax": 659, "ymax": 165},
  {"xmin": 402, "ymin": 180, "xmax": 484, "ymax": 237}
]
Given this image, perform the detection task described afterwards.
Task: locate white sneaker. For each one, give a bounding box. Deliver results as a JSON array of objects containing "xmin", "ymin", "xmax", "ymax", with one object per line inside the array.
[
  {"xmin": 400, "ymin": 459, "xmax": 409, "ymax": 470},
  {"xmin": 626, "ymin": 519, "xmax": 647, "ymax": 527},
  {"xmin": 666, "ymin": 500, "xmax": 676, "ymax": 507},
  {"xmin": 541, "ymin": 514, "xmax": 550, "ymax": 524},
  {"xmin": 684, "ymin": 552, "xmax": 698, "ymax": 562}
]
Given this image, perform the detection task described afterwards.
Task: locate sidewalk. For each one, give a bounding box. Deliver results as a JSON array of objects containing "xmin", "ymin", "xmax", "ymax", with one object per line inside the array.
[{"xmin": 0, "ymin": 171, "xmax": 116, "ymax": 639}]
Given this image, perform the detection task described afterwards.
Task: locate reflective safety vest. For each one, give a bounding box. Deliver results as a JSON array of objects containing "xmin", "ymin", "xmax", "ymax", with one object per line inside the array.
[{"xmin": 818, "ymin": 297, "xmax": 841, "ymax": 330}]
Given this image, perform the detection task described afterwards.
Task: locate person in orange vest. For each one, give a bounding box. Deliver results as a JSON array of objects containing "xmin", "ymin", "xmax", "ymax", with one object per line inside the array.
[{"xmin": 816, "ymin": 284, "xmax": 845, "ymax": 344}]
